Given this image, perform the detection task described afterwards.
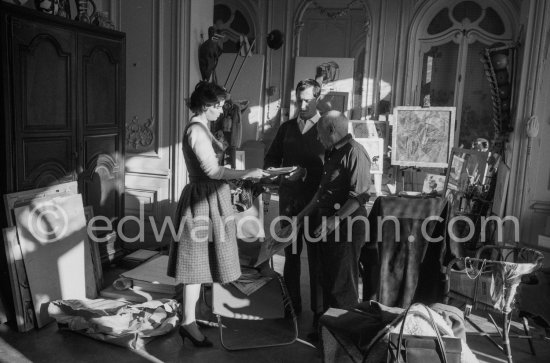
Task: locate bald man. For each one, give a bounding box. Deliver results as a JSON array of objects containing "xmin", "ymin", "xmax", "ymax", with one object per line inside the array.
[{"xmin": 297, "ymin": 111, "xmax": 373, "ymax": 312}]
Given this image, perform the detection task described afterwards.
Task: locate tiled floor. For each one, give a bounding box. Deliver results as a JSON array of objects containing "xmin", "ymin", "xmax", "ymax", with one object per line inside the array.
[{"xmin": 1, "ymin": 254, "xmax": 549, "ymax": 362}]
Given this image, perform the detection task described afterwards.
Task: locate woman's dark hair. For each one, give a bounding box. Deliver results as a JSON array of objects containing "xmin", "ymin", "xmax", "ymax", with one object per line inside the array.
[
  {"xmin": 296, "ymin": 79, "xmax": 321, "ymax": 98},
  {"xmin": 187, "ymin": 81, "xmax": 227, "ymax": 114}
]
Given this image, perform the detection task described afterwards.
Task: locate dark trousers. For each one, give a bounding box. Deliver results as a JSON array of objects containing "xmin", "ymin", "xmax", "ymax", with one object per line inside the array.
[
  {"xmin": 279, "ymin": 191, "xmax": 323, "ymax": 316},
  {"xmin": 318, "ymin": 239, "xmax": 364, "ymax": 311},
  {"xmin": 283, "ymin": 225, "xmax": 324, "ymax": 315}
]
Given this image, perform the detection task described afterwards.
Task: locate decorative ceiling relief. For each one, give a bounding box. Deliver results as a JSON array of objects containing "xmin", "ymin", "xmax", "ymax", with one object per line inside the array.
[{"xmin": 310, "ymin": 0, "xmax": 366, "ymax": 19}]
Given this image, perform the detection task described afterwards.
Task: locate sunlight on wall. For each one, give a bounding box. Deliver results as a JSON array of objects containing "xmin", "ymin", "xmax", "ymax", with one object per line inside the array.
[
  {"xmin": 365, "ymin": 78, "xmax": 374, "ymax": 109},
  {"xmin": 248, "ymin": 105, "xmax": 262, "ymax": 141},
  {"xmin": 380, "ymin": 79, "xmax": 392, "ymax": 102},
  {"xmin": 263, "ymin": 99, "xmax": 282, "ymax": 131},
  {"xmin": 125, "ymin": 146, "xmax": 170, "ymax": 171}
]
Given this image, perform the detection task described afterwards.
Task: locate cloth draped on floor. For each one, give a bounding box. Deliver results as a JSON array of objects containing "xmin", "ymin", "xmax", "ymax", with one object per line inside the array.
[{"xmin": 48, "ymin": 299, "xmax": 179, "ymax": 350}]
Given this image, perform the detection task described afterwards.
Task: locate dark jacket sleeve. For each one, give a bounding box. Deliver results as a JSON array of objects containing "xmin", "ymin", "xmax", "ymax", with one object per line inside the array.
[{"xmin": 263, "ymin": 122, "xmax": 287, "ymax": 169}]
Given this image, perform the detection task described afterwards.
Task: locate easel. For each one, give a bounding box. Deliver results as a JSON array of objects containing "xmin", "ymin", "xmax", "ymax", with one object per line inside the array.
[
  {"xmin": 223, "ymin": 38, "xmax": 256, "ymax": 92},
  {"xmin": 394, "ymin": 166, "xmax": 427, "ymax": 192},
  {"xmin": 212, "ymin": 36, "xmax": 255, "ymax": 168},
  {"xmin": 398, "ymin": 166, "xmax": 418, "ymax": 193}
]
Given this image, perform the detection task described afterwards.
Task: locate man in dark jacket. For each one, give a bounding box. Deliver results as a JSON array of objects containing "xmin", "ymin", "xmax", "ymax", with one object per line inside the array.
[{"xmin": 264, "ymin": 79, "xmax": 325, "ymax": 318}]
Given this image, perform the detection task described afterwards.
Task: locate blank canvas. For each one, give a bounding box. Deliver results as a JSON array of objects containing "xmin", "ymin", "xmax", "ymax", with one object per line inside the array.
[{"xmin": 14, "ymin": 194, "xmax": 96, "ymax": 328}]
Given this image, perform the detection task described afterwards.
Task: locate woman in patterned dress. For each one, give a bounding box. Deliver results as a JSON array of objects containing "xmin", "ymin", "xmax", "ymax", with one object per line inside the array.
[{"xmin": 167, "ymin": 82, "xmax": 267, "ymax": 347}]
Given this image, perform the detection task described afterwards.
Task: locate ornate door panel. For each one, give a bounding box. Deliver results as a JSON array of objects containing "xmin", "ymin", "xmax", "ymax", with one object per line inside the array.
[
  {"xmin": 10, "ymin": 17, "xmax": 77, "ymax": 189},
  {"xmin": 120, "ymin": 0, "xmax": 175, "ymax": 249},
  {"xmin": 81, "ymin": 134, "xmax": 120, "ymax": 224},
  {"xmin": 78, "ymin": 33, "xmax": 125, "ymax": 239}
]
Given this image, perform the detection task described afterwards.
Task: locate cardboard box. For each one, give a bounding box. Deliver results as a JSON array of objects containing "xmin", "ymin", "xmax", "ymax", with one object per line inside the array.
[{"xmin": 449, "ymin": 269, "xmax": 495, "ymax": 306}]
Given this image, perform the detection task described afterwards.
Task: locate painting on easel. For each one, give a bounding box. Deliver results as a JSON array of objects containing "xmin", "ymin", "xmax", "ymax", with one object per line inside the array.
[{"xmin": 391, "ymin": 106, "xmax": 456, "ymax": 168}]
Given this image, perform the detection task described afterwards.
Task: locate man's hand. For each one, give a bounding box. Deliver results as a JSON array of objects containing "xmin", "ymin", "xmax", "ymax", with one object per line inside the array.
[
  {"xmin": 313, "ymin": 215, "xmax": 340, "ymax": 239},
  {"xmin": 285, "ymin": 166, "xmax": 306, "ymax": 182}
]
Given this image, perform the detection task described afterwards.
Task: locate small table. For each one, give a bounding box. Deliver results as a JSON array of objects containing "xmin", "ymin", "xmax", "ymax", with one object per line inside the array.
[{"xmin": 363, "ymin": 195, "xmax": 446, "ymax": 307}]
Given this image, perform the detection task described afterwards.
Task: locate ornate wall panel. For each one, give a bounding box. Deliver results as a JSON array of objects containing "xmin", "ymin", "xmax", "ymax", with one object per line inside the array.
[{"xmin": 118, "ymin": 0, "xmax": 177, "ymax": 248}]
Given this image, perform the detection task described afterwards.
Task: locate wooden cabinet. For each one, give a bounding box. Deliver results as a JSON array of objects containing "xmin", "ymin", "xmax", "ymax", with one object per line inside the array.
[{"xmin": 0, "ymin": 3, "xmax": 125, "ymax": 261}]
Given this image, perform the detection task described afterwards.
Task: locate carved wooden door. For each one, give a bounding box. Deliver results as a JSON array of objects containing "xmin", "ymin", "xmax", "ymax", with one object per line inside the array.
[
  {"xmin": 78, "ymin": 32, "xmax": 125, "ymax": 244},
  {"xmin": 10, "ymin": 17, "xmax": 77, "ymax": 190}
]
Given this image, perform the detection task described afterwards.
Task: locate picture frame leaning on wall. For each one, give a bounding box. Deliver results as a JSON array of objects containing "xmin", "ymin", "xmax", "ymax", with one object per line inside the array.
[
  {"xmin": 443, "ymin": 147, "xmax": 491, "ymax": 208},
  {"xmin": 355, "ymin": 137, "xmax": 384, "ymax": 174},
  {"xmin": 349, "ymin": 119, "xmax": 389, "ymax": 150}
]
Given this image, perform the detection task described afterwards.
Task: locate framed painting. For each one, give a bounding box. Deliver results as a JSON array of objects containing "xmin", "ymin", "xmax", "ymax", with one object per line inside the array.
[
  {"xmin": 422, "ymin": 173, "xmax": 446, "ymax": 195},
  {"xmin": 355, "ymin": 138, "xmax": 384, "ymax": 174},
  {"xmin": 350, "ymin": 120, "xmax": 388, "ymax": 139},
  {"xmin": 391, "ymin": 106, "xmax": 456, "ymax": 168},
  {"xmin": 443, "ymin": 147, "xmax": 490, "ymax": 198},
  {"xmin": 318, "ymin": 91, "xmax": 348, "ymax": 115}
]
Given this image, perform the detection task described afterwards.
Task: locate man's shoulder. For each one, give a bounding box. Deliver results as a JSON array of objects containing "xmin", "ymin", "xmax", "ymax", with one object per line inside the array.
[
  {"xmin": 349, "ymin": 139, "xmax": 372, "ymax": 160},
  {"xmin": 286, "ymin": 117, "xmax": 299, "ymax": 126},
  {"xmin": 276, "ymin": 118, "xmax": 298, "ymax": 131}
]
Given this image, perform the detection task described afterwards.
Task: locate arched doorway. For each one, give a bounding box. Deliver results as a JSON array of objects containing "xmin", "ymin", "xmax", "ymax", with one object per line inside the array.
[
  {"xmin": 292, "ymin": 0, "xmax": 372, "ymax": 119},
  {"xmin": 405, "ymin": 0, "xmax": 518, "ymax": 147}
]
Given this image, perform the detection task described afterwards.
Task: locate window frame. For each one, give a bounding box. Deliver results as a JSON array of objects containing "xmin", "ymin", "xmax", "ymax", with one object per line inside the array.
[{"xmin": 405, "ymin": 0, "xmax": 517, "ymax": 147}]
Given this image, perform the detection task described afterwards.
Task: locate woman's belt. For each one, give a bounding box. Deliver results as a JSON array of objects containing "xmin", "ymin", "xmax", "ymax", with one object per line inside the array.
[{"xmin": 188, "ymin": 176, "xmax": 213, "ymax": 183}]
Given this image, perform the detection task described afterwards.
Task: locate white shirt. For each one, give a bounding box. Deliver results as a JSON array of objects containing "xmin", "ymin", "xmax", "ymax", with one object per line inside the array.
[{"xmin": 298, "ymin": 112, "xmax": 321, "ymax": 134}]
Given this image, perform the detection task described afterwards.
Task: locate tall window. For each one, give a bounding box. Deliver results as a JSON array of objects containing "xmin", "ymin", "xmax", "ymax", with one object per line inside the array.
[{"xmin": 409, "ymin": 1, "xmax": 515, "ymax": 147}]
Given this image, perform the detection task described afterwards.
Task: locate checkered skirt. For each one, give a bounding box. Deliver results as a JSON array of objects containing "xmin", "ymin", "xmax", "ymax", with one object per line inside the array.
[{"xmin": 167, "ymin": 180, "xmax": 241, "ymax": 284}]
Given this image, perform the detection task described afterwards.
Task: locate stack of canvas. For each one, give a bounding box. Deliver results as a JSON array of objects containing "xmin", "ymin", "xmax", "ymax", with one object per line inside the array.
[
  {"xmin": 2, "ymin": 182, "xmax": 99, "ymax": 331},
  {"xmin": 120, "ymin": 255, "xmax": 182, "ymax": 297}
]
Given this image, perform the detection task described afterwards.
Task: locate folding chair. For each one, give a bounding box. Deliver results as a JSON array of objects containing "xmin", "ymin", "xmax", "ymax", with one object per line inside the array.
[
  {"xmin": 444, "ymin": 245, "xmax": 544, "ymax": 363},
  {"xmin": 211, "ymin": 191, "xmax": 298, "ymax": 350}
]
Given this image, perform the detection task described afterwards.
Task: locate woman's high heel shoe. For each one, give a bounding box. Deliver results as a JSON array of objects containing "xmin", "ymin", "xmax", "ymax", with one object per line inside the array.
[{"xmin": 179, "ymin": 325, "xmax": 213, "ymax": 347}]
